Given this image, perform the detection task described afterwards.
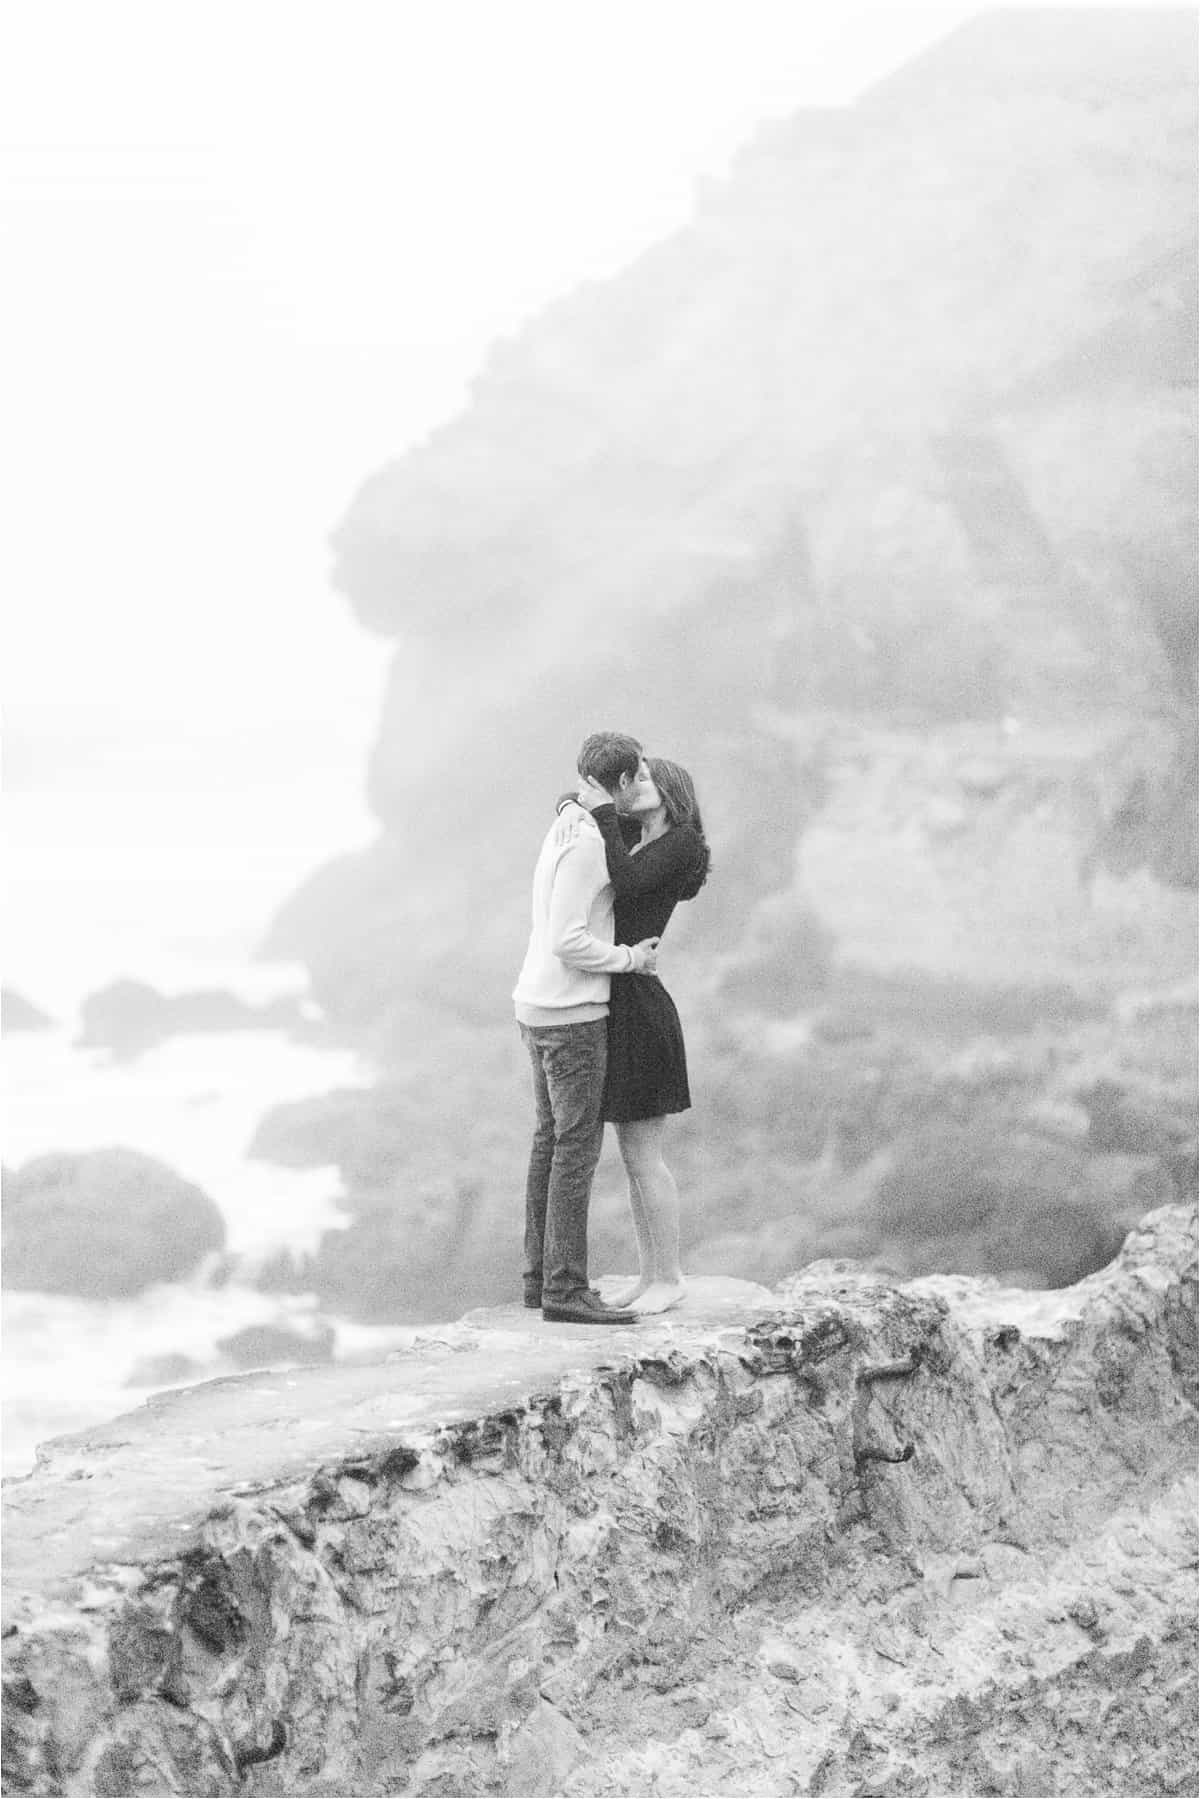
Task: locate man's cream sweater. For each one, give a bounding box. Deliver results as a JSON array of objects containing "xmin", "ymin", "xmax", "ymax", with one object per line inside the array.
[{"xmin": 513, "ymin": 814, "xmax": 637, "ymax": 1027}]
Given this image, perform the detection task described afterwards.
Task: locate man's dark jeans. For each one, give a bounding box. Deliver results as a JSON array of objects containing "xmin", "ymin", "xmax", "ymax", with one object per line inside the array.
[{"xmin": 520, "ymin": 1019, "xmax": 607, "ymax": 1306}]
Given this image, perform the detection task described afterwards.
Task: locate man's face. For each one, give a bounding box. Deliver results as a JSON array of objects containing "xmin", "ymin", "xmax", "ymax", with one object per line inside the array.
[{"xmin": 613, "ymin": 757, "xmax": 652, "ymax": 814}]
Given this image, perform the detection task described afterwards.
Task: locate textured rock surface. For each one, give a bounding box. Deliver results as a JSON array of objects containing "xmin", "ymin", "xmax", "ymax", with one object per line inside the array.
[{"xmin": 2, "ymin": 1215, "xmax": 1195, "ymax": 1797}]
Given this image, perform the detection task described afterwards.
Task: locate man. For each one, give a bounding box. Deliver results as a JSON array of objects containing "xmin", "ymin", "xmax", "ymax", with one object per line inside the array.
[{"xmin": 513, "ymin": 731, "xmax": 659, "ymax": 1325}]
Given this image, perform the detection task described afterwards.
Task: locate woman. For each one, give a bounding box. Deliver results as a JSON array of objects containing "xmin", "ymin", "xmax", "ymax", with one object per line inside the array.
[{"xmin": 560, "ymin": 758, "xmax": 710, "ymax": 1315}]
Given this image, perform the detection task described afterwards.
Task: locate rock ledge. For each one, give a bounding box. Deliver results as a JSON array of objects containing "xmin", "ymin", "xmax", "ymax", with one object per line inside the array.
[{"xmin": 2, "ymin": 1210, "xmax": 1195, "ymax": 1797}]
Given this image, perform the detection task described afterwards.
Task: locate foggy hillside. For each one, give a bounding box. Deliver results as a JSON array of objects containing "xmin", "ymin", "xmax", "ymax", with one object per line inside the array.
[
  {"xmin": 256, "ymin": 9, "xmax": 1198, "ymax": 1322},
  {"xmin": 269, "ymin": 7, "xmax": 1195, "ymax": 1021}
]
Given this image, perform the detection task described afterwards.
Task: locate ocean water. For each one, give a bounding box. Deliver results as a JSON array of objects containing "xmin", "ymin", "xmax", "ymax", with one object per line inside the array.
[{"xmin": 3, "ymin": 754, "xmax": 410, "ymax": 1480}]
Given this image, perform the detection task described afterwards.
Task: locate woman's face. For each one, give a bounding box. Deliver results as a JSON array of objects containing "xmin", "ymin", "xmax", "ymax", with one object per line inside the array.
[{"xmin": 627, "ymin": 766, "xmax": 663, "ymax": 815}]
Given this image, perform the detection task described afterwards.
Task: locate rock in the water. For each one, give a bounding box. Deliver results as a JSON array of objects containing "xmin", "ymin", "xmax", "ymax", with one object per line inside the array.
[
  {"xmin": 1077, "ymin": 1076, "xmax": 1193, "ymax": 1157},
  {"xmin": 124, "ymin": 1352, "xmax": 204, "ymax": 1389},
  {"xmin": 78, "ymin": 977, "xmax": 307, "ymax": 1058},
  {"xmin": 216, "ymin": 1323, "xmax": 335, "ymax": 1370},
  {"xmin": 2, "ymin": 987, "xmax": 54, "ymax": 1031},
  {"xmin": 3, "ymin": 1149, "xmax": 225, "ymax": 1298}
]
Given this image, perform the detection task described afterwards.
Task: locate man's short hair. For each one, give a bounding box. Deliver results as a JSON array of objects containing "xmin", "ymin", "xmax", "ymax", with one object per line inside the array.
[{"xmin": 577, "ymin": 731, "xmax": 642, "ymax": 792}]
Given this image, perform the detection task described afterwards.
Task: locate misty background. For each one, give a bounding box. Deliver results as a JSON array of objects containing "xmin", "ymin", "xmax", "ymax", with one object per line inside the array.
[{"xmin": 4, "ymin": 2, "xmax": 1196, "ymax": 1479}]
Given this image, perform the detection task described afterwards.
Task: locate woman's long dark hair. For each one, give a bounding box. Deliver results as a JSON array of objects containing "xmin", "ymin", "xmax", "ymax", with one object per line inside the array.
[{"xmin": 648, "ymin": 757, "xmax": 711, "ymax": 899}]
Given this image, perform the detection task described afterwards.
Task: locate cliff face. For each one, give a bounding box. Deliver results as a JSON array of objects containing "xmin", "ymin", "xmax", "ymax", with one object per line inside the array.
[
  {"xmin": 248, "ymin": 10, "xmax": 1198, "ymax": 1320},
  {"xmin": 267, "ymin": 8, "xmax": 1197, "ymax": 1038},
  {"xmin": 3, "ymin": 1205, "xmax": 1196, "ymax": 1797}
]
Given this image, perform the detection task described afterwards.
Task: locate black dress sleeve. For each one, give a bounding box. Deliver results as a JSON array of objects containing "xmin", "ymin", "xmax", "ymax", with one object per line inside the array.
[{"xmin": 591, "ymin": 804, "xmax": 697, "ymax": 898}]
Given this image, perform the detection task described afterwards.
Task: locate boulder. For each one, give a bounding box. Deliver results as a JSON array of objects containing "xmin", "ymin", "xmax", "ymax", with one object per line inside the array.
[
  {"xmin": 215, "ymin": 1324, "xmax": 335, "ymax": 1370},
  {"xmin": 1076, "ymin": 1077, "xmax": 1193, "ymax": 1157},
  {"xmin": 3, "ymin": 1149, "xmax": 225, "ymax": 1298},
  {"xmin": 124, "ymin": 1353, "xmax": 204, "ymax": 1389},
  {"xmin": 2, "ymin": 987, "xmax": 54, "ymax": 1031}
]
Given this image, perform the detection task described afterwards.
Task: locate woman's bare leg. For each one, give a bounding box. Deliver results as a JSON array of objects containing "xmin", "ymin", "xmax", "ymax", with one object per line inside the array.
[
  {"xmin": 614, "ymin": 1118, "xmax": 685, "ymax": 1315},
  {"xmin": 606, "ymin": 1172, "xmax": 657, "ymax": 1308}
]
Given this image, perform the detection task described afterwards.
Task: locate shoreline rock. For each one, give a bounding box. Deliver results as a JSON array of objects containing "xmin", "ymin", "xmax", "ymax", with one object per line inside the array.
[
  {"xmin": 3, "ymin": 1149, "xmax": 226, "ymax": 1300},
  {"xmin": 214, "ymin": 1321, "xmax": 336, "ymax": 1371},
  {"xmin": 1, "ymin": 988, "xmax": 54, "ymax": 1032},
  {"xmin": 76, "ymin": 977, "xmax": 315, "ymax": 1061}
]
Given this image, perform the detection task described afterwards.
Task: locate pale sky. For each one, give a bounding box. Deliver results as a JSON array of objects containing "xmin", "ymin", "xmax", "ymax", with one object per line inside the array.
[{"xmin": 0, "ymin": 0, "xmax": 1132, "ymax": 774}]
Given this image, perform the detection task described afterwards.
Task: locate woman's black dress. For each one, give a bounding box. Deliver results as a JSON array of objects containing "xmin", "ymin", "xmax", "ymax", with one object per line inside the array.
[{"xmin": 591, "ymin": 804, "xmax": 703, "ymax": 1123}]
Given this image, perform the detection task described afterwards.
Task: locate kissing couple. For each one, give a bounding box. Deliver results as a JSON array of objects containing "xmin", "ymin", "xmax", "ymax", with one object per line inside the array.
[{"xmin": 513, "ymin": 731, "xmax": 710, "ymax": 1325}]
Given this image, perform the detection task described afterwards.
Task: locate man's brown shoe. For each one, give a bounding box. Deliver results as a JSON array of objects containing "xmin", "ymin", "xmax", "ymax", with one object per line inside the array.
[
  {"xmin": 526, "ymin": 1285, "xmax": 604, "ymax": 1310},
  {"xmin": 542, "ymin": 1291, "xmax": 637, "ymax": 1326}
]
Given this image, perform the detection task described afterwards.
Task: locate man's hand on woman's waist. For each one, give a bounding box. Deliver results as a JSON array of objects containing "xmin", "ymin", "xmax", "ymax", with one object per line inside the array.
[{"xmin": 627, "ymin": 937, "xmax": 659, "ymax": 974}]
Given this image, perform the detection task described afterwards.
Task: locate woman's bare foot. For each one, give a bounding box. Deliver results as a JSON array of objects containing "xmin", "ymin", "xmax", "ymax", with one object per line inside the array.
[
  {"xmin": 632, "ymin": 1279, "xmax": 686, "ymax": 1316},
  {"xmin": 606, "ymin": 1277, "xmax": 652, "ymax": 1309}
]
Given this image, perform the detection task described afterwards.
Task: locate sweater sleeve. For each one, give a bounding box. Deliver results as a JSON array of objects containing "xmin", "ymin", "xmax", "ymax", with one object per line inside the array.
[
  {"xmin": 590, "ymin": 804, "xmax": 698, "ymax": 898},
  {"xmin": 547, "ymin": 835, "xmax": 635, "ymax": 973}
]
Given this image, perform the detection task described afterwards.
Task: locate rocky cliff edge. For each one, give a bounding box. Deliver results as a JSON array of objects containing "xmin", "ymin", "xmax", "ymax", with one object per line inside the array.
[{"xmin": 2, "ymin": 1205, "xmax": 1196, "ymax": 1797}]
